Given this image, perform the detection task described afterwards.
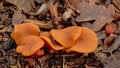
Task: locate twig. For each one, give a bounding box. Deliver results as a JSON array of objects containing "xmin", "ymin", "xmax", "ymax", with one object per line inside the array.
[
  {"xmin": 110, "ymin": 51, "xmax": 117, "ymax": 61},
  {"xmin": 62, "ymin": 56, "xmax": 66, "ymax": 68}
]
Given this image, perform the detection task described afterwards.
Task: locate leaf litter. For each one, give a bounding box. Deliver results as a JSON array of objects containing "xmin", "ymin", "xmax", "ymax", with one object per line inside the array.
[
  {"xmin": 0, "ymin": 0, "xmax": 120, "ymax": 68},
  {"xmin": 73, "ymin": 0, "xmax": 115, "ymax": 31}
]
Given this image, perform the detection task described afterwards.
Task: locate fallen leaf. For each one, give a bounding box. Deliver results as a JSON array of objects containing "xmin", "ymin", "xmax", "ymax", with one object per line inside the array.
[
  {"xmin": 74, "ymin": 0, "xmax": 115, "ymax": 31},
  {"xmin": 81, "ymin": 22, "xmax": 92, "ymax": 29},
  {"xmin": 91, "ymin": 17, "xmax": 113, "ymax": 31},
  {"xmin": 102, "ymin": 52, "xmax": 120, "ymax": 68},
  {"xmin": 96, "ymin": 30, "xmax": 106, "ymax": 40},
  {"xmin": 6, "ymin": 0, "xmax": 34, "ymax": 12},
  {"xmin": 65, "ymin": 0, "xmax": 82, "ymax": 11},
  {"xmin": 12, "ymin": 10, "xmax": 26, "ymax": 25}
]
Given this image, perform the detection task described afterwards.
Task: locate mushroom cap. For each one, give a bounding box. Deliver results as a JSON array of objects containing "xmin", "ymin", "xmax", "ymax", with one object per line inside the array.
[
  {"xmin": 50, "ymin": 26, "xmax": 82, "ymax": 48},
  {"xmin": 11, "ymin": 23, "xmax": 40, "ymax": 45},
  {"xmin": 40, "ymin": 32, "xmax": 51, "ymax": 38},
  {"xmin": 40, "ymin": 36, "xmax": 64, "ymax": 50},
  {"xmin": 16, "ymin": 36, "xmax": 44, "ymax": 56},
  {"xmin": 65, "ymin": 27, "xmax": 98, "ymax": 53}
]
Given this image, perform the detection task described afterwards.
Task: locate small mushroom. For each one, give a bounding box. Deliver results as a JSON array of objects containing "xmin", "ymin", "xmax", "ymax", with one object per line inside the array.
[
  {"xmin": 40, "ymin": 36, "xmax": 64, "ymax": 50},
  {"xmin": 50, "ymin": 26, "xmax": 82, "ymax": 48},
  {"xmin": 16, "ymin": 36, "xmax": 44, "ymax": 56},
  {"xmin": 34, "ymin": 49, "xmax": 44, "ymax": 58},
  {"xmin": 11, "ymin": 23, "xmax": 40, "ymax": 45},
  {"xmin": 66, "ymin": 27, "xmax": 98, "ymax": 53}
]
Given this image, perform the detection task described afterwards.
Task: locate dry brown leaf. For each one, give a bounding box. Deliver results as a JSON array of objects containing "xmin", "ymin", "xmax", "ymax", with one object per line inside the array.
[
  {"xmin": 91, "ymin": 17, "xmax": 113, "ymax": 31},
  {"xmin": 81, "ymin": 22, "xmax": 92, "ymax": 29},
  {"xmin": 102, "ymin": 52, "xmax": 120, "ymax": 68},
  {"xmin": 12, "ymin": 10, "xmax": 26, "ymax": 25},
  {"xmin": 75, "ymin": 1, "xmax": 115, "ymax": 22},
  {"xmin": 65, "ymin": 0, "xmax": 82, "ymax": 11},
  {"xmin": 74, "ymin": 0, "xmax": 115, "ymax": 31},
  {"xmin": 6, "ymin": 0, "xmax": 34, "ymax": 12},
  {"xmin": 46, "ymin": 0, "xmax": 60, "ymax": 25}
]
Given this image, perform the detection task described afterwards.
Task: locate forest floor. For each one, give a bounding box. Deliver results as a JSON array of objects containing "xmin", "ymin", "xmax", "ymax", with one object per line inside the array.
[{"xmin": 0, "ymin": 0, "xmax": 120, "ymax": 68}]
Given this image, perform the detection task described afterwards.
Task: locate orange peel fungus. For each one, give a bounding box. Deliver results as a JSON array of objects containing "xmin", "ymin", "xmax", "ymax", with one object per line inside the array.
[
  {"xmin": 16, "ymin": 36, "xmax": 44, "ymax": 56},
  {"xmin": 11, "ymin": 22, "xmax": 98, "ymax": 56},
  {"xmin": 50, "ymin": 26, "xmax": 82, "ymax": 48},
  {"xmin": 40, "ymin": 36, "xmax": 64, "ymax": 50},
  {"xmin": 65, "ymin": 27, "xmax": 98, "ymax": 53},
  {"xmin": 11, "ymin": 22, "xmax": 40, "ymax": 45}
]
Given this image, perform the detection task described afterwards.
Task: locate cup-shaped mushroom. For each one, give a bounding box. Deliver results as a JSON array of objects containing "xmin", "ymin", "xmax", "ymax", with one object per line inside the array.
[
  {"xmin": 65, "ymin": 27, "xmax": 98, "ymax": 53},
  {"xmin": 40, "ymin": 32, "xmax": 51, "ymax": 38},
  {"xmin": 50, "ymin": 26, "xmax": 82, "ymax": 48},
  {"xmin": 40, "ymin": 36, "xmax": 64, "ymax": 50},
  {"xmin": 16, "ymin": 36, "xmax": 44, "ymax": 56},
  {"xmin": 11, "ymin": 23, "xmax": 40, "ymax": 45}
]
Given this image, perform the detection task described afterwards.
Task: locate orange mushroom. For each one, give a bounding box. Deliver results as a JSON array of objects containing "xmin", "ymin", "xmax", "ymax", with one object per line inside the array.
[
  {"xmin": 16, "ymin": 36, "xmax": 44, "ymax": 56},
  {"xmin": 11, "ymin": 22, "xmax": 40, "ymax": 45},
  {"xmin": 50, "ymin": 26, "xmax": 82, "ymax": 48},
  {"xmin": 40, "ymin": 32, "xmax": 51, "ymax": 38},
  {"xmin": 40, "ymin": 36, "xmax": 64, "ymax": 50},
  {"xmin": 65, "ymin": 27, "xmax": 98, "ymax": 53},
  {"xmin": 34, "ymin": 49, "xmax": 44, "ymax": 58}
]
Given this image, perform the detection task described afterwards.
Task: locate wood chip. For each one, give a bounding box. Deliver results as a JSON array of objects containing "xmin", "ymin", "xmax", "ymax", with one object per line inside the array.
[
  {"xmin": 38, "ymin": 54, "xmax": 54, "ymax": 62},
  {"xmin": 0, "ymin": 35, "xmax": 2, "ymax": 42},
  {"xmin": 112, "ymin": 0, "xmax": 120, "ymax": 11},
  {"xmin": 103, "ymin": 35, "xmax": 120, "ymax": 52}
]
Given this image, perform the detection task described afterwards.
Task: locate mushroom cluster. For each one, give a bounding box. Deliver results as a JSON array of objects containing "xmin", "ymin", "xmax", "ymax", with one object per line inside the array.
[{"xmin": 11, "ymin": 22, "xmax": 98, "ymax": 56}]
